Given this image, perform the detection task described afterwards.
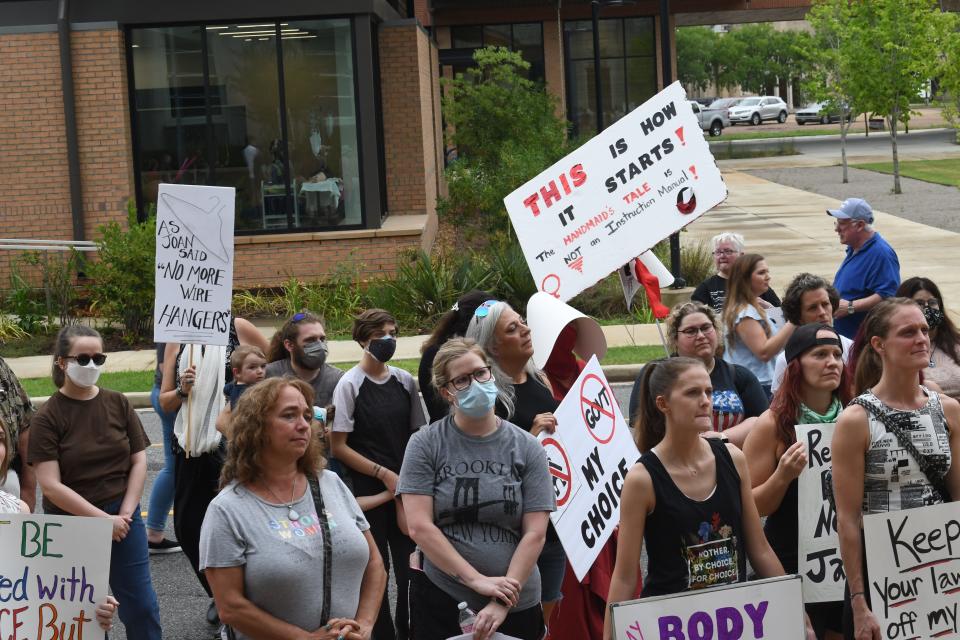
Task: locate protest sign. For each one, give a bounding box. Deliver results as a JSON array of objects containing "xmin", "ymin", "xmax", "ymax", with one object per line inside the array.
[
  {"xmin": 538, "ymin": 357, "xmax": 640, "ymax": 580},
  {"xmin": 154, "ymin": 183, "xmax": 236, "ymax": 346},
  {"xmin": 525, "ymin": 292, "xmax": 607, "ymax": 370},
  {"xmin": 610, "ymin": 576, "xmax": 806, "ymax": 640},
  {"xmin": 0, "ymin": 514, "xmax": 112, "ymax": 639},
  {"xmin": 795, "ymin": 422, "xmax": 845, "ymax": 604},
  {"xmin": 504, "ymin": 81, "xmax": 726, "ymax": 302},
  {"xmin": 863, "ymin": 502, "xmax": 960, "ymax": 639}
]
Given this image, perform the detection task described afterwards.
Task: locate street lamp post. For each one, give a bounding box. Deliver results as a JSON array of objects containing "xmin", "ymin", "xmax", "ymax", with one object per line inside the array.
[
  {"xmin": 658, "ymin": 0, "xmax": 684, "ymax": 288},
  {"xmin": 591, "ymin": 0, "xmax": 604, "ymax": 133}
]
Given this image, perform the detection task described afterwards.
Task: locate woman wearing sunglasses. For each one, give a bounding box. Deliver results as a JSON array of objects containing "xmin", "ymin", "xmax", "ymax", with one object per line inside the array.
[
  {"xmin": 399, "ymin": 338, "xmax": 554, "ymax": 640},
  {"xmin": 29, "ymin": 325, "xmax": 163, "ymax": 639},
  {"xmin": 466, "ymin": 300, "xmax": 566, "ymax": 624}
]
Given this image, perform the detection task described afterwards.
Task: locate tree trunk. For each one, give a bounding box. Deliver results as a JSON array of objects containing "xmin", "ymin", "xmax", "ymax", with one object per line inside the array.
[{"xmin": 889, "ymin": 111, "xmax": 902, "ymax": 195}]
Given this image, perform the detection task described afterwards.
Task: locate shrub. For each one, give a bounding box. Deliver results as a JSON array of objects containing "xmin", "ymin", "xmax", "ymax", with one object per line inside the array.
[
  {"xmin": 86, "ymin": 201, "xmax": 156, "ymax": 342},
  {"xmin": 21, "ymin": 250, "xmax": 83, "ymax": 329},
  {"xmin": 6, "ymin": 267, "xmax": 45, "ymax": 333},
  {"xmin": 0, "ymin": 314, "xmax": 30, "ymax": 343}
]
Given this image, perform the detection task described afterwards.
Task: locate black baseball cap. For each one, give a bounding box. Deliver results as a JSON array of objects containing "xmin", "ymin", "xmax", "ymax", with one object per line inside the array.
[{"xmin": 785, "ymin": 323, "xmax": 843, "ymax": 363}]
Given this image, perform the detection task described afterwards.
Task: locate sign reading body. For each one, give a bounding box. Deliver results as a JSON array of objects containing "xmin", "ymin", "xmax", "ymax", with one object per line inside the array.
[
  {"xmin": 610, "ymin": 576, "xmax": 806, "ymax": 640},
  {"xmin": 538, "ymin": 357, "xmax": 641, "ymax": 580},
  {"xmin": 863, "ymin": 502, "xmax": 960, "ymax": 640},
  {"xmin": 795, "ymin": 423, "xmax": 845, "ymax": 603},
  {"xmin": 0, "ymin": 514, "xmax": 112, "ymax": 639},
  {"xmin": 504, "ymin": 81, "xmax": 726, "ymax": 302},
  {"xmin": 154, "ymin": 183, "xmax": 236, "ymax": 346}
]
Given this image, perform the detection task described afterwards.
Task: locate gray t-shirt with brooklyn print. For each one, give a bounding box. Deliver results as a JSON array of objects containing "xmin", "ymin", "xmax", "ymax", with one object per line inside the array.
[{"xmin": 398, "ymin": 416, "xmax": 555, "ymax": 612}]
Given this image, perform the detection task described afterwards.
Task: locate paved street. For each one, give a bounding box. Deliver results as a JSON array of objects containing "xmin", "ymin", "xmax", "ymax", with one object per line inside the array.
[{"xmin": 110, "ymin": 382, "xmax": 639, "ymax": 639}]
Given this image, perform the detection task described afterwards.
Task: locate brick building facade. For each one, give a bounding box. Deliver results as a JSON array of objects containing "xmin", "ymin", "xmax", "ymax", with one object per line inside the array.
[{"xmin": 0, "ymin": 0, "xmax": 815, "ymax": 289}]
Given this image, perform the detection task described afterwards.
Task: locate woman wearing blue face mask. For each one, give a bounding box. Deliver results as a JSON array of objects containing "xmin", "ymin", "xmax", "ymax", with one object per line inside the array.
[
  {"xmin": 331, "ymin": 308, "xmax": 425, "ymax": 640},
  {"xmin": 400, "ymin": 338, "xmax": 555, "ymax": 640}
]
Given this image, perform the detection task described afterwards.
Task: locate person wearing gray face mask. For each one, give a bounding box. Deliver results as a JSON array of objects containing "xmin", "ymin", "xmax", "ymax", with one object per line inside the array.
[{"xmin": 265, "ymin": 312, "xmax": 344, "ymax": 408}]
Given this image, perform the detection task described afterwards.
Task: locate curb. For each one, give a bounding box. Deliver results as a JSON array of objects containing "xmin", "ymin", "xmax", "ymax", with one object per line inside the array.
[{"xmin": 31, "ymin": 365, "xmax": 645, "ymax": 410}]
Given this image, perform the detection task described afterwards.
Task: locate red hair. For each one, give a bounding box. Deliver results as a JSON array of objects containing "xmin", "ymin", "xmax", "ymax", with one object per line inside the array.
[{"xmin": 770, "ymin": 358, "xmax": 853, "ymax": 448}]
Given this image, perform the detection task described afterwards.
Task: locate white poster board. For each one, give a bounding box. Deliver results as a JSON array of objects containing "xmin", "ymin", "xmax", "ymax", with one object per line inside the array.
[
  {"xmin": 154, "ymin": 183, "xmax": 236, "ymax": 346},
  {"xmin": 863, "ymin": 502, "xmax": 960, "ymax": 639},
  {"xmin": 504, "ymin": 81, "xmax": 726, "ymax": 302},
  {"xmin": 795, "ymin": 422, "xmax": 845, "ymax": 603},
  {"xmin": 610, "ymin": 576, "xmax": 806, "ymax": 640},
  {"xmin": 538, "ymin": 357, "xmax": 641, "ymax": 580},
  {"xmin": 0, "ymin": 514, "xmax": 112, "ymax": 638}
]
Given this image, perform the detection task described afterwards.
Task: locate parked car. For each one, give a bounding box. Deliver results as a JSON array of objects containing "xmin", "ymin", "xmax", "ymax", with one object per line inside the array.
[
  {"xmin": 728, "ymin": 96, "xmax": 789, "ymax": 125},
  {"xmin": 689, "ymin": 101, "xmax": 729, "ymax": 137},
  {"xmin": 707, "ymin": 97, "xmax": 743, "ymax": 111},
  {"xmin": 693, "ymin": 97, "xmax": 718, "ymax": 107},
  {"xmin": 795, "ymin": 102, "xmax": 853, "ymax": 125}
]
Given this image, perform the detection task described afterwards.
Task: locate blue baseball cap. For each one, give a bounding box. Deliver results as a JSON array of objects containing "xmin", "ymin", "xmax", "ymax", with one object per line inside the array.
[{"xmin": 826, "ymin": 197, "xmax": 873, "ymax": 223}]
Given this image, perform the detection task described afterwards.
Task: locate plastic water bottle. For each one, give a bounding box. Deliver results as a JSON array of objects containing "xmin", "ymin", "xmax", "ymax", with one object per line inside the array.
[{"xmin": 458, "ymin": 601, "xmax": 477, "ymax": 634}]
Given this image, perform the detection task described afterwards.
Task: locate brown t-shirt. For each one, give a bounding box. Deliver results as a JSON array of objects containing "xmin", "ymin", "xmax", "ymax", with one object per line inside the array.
[{"xmin": 28, "ymin": 389, "xmax": 149, "ymax": 514}]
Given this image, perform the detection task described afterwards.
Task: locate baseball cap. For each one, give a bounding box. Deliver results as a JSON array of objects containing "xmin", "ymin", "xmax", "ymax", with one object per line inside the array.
[
  {"xmin": 826, "ymin": 198, "xmax": 873, "ymax": 223},
  {"xmin": 785, "ymin": 322, "xmax": 843, "ymax": 364}
]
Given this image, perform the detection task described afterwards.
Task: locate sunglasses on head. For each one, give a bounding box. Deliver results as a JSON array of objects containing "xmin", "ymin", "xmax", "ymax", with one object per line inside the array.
[
  {"xmin": 65, "ymin": 353, "xmax": 107, "ymax": 366},
  {"xmin": 474, "ymin": 300, "xmax": 501, "ymax": 319}
]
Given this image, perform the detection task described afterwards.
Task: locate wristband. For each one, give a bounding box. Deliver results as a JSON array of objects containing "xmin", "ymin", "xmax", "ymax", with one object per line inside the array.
[
  {"xmin": 176, "ymin": 386, "xmax": 189, "ymax": 399},
  {"xmin": 847, "ymin": 300, "xmax": 855, "ymax": 315},
  {"xmin": 850, "ymin": 591, "xmax": 866, "ymax": 601}
]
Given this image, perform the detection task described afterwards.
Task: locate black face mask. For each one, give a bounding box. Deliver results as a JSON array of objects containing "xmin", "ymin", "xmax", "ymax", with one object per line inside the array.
[
  {"xmin": 295, "ymin": 341, "xmax": 328, "ymax": 369},
  {"xmin": 366, "ymin": 336, "xmax": 397, "ymax": 363},
  {"xmin": 923, "ymin": 306, "xmax": 944, "ymax": 330}
]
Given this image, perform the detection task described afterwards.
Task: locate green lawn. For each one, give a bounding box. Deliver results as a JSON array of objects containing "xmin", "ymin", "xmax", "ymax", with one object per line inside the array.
[
  {"xmin": 20, "ymin": 344, "xmax": 667, "ymax": 398},
  {"xmin": 715, "ymin": 123, "xmax": 942, "ymax": 142},
  {"xmin": 851, "ymin": 158, "xmax": 960, "ymax": 188}
]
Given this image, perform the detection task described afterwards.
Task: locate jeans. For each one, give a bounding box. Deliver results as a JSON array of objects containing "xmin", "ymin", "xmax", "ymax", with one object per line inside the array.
[
  {"xmin": 537, "ymin": 538, "xmax": 567, "ymax": 603},
  {"xmin": 102, "ymin": 499, "xmax": 163, "ymax": 639},
  {"xmin": 146, "ymin": 384, "xmax": 177, "ymax": 533}
]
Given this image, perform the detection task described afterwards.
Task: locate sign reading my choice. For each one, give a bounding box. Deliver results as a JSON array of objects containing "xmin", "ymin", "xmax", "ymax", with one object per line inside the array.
[
  {"xmin": 538, "ymin": 357, "xmax": 640, "ymax": 581},
  {"xmin": 863, "ymin": 502, "xmax": 960, "ymax": 640},
  {"xmin": 503, "ymin": 81, "xmax": 727, "ymax": 302},
  {"xmin": 154, "ymin": 183, "xmax": 236, "ymax": 347},
  {"xmin": 0, "ymin": 514, "xmax": 111, "ymax": 640},
  {"xmin": 610, "ymin": 576, "xmax": 806, "ymax": 640}
]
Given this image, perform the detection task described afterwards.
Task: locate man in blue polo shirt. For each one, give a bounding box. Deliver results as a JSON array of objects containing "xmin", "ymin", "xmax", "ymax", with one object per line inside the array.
[{"xmin": 829, "ymin": 197, "xmax": 900, "ymax": 338}]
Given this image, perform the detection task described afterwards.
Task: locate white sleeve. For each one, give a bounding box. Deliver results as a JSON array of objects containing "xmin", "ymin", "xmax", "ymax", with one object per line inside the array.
[
  {"xmin": 330, "ymin": 372, "xmax": 357, "ymax": 433},
  {"xmin": 771, "ymin": 353, "xmax": 787, "ymax": 394}
]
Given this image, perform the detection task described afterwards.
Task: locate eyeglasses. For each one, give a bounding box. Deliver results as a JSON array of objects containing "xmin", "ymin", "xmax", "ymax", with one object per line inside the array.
[
  {"xmin": 713, "ymin": 249, "xmax": 739, "ymax": 257},
  {"xmin": 473, "ymin": 300, "xmax": 500, "ymax": 319},
  {"xmin": 916, "ymin": 298, "xmax": 941, "ymax": 310},
  {"xmin": 65, "ymin": 353, "xmax": 107, "ymax": 366},
  {"xmin": 678, "ymin": 323, "xmax": 715, "ymax": 338},
  {"xmin": 447, "ymin": 367, "xmax": 493, "ymax": 391}
]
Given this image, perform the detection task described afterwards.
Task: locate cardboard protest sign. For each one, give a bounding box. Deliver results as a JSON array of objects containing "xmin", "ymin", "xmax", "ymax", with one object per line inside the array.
[
  {"xmin": 538, "ymin": 357, "xmax": 640, "ymax": 580},
  {"xmin": 863, "ymin": 502, "xmax": 960, "ymax": 639},
  {"xmin": 610, "ymin": 576, "xmax": 806, "ymax": 640},
  {"xmin": 795, "ymin": 423, "xmax": 845, "ymax": 603},
  {"xmin": 525, "ymin": 293, "xmax": 607, "ymax": 370},
  {"xmin": 504, "ymin": 81, "xmax": 726, "ymax": 302},
  {"xmin": 154, "ymin": 183, "xmax": 236, "ymax": 346},
  {"xmin": 619, "ymin": 251, "xmax": 675, "ymax": 311},
  {"xmin": 0, "ymin": 514, "xmax": 112, "ymax": 638}
]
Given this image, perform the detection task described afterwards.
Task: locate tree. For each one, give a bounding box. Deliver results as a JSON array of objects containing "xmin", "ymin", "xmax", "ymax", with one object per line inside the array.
[
  {"xmin": 937, "ymin": 12, "xmax": 960, "ymax": 143},
  {"xmin": 439, "ymin": 47, "xmax": 569, "ymax": 249},
  {"xmin": 806, "ymin": 0, "xmax": 860, "ymax": 183},
  {"xmin": 677, "ymin": 27, "xmax": 719, "ymax": 94},
  {"xmin": 841, "ymin": 0, "xmax": 947, "ymax": 194}
]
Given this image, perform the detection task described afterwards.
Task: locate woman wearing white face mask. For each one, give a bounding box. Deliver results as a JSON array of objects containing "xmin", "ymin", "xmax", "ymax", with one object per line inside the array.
[
  {"xmin": 400, "ymin": 338, "xmax": 555, "ymax": 640},
  {"xmin": 331, "ymin": 308, "xmax": 425, "ymax": 640},
  {"xmin": 29, "ymin": 325, "xmax": 162, "ymax": 639}
]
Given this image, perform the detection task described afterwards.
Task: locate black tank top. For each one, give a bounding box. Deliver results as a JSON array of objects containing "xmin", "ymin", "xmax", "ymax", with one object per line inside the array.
[
  {"xmin": 640, "ymin": 438, "xmax": 747, "ymax": 597},
  {"xmin": 497, "ymin": 374, "xmax": 559, "ymax": 432},
  {"xmin": 764, "ymin": 474, "xmax": 799, "ymax": 574}
]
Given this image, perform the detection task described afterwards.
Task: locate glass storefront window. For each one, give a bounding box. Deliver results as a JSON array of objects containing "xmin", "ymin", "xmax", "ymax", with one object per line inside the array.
[
  {"xmin": 445, "ymin": 23, "xmax": 544, "ymax": 82},
  {"xmin": 130, "ymin": 19, "xmax": 364, "ymax": 234},
  {"xmin": 563, "ymin": 17, "xmax": 657, "ymax": 137}
]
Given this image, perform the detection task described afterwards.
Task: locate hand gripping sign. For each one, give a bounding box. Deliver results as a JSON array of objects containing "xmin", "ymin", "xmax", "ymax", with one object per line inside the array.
[
  {"xmin": 538, "ymin": 356, "xmax": 640, "ymax": 581},
  {"xmin": 504, "ymin": 81, "xmax": 726, "ymax": 302},
  {"xmin": 609, "ymin": 576, "xmax": 806, "ymax": 640}
]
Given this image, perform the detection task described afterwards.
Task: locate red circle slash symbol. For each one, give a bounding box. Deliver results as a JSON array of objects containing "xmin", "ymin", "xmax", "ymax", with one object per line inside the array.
[
  {"xmin": 542, "ymin": 437, "xmax": 573, "ymax": 507},
  {"xmin": 580, "ymin": 373, "xmax": 617, "ymax": 444}
]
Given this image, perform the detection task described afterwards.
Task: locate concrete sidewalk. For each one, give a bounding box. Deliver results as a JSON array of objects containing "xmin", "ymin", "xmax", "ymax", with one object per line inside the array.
[{"xmin": 9, "ymin": 167, "xmax": 960, "ymax": 381}]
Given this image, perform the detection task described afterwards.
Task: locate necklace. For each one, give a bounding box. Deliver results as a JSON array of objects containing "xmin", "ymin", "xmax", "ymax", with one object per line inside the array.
[
  {"xmin": 263, "ymin": 475, "xmax": 301, "ymax": 521},
  {"xmin": 929, "ymin": 345, "xmax": 936, "ymax": 369}
]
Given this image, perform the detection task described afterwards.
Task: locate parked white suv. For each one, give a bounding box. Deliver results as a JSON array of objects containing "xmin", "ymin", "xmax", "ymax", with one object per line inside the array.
[{"xmin": 728, "ymin": 96, "xmax": 789, "ymax": 125}]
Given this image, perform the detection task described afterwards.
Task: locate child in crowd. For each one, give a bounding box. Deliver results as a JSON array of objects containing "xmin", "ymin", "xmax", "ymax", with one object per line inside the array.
[
  {"xmin": 0, "ymin": 419, "xmax": 28, "ymax": 513},
  {"xmin": 216, "ymin": 345, "xmax": 267, "ymax": 438}
]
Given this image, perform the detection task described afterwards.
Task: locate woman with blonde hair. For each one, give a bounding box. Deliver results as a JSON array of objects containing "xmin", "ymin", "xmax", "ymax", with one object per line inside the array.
[
  {"xmin": 200, "ymin": 377, "xmax": 386, "ymax": 639},
  {"xmin": 722, "ymin": 254, "xmax": 794, "ymax": 398},
  {"xmin": 832, "ymin": 299, "xmax": 959, "ymax": 639}
]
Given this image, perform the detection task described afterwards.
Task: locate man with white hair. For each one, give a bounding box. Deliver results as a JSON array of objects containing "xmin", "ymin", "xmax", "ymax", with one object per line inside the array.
[
  {"xmin": 691, "ymin": 231, "xmax": 782, "ymax": 313},
  {"xmin": 828, "ymin": 198, "xmax": 900, "ymax": 338}
]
